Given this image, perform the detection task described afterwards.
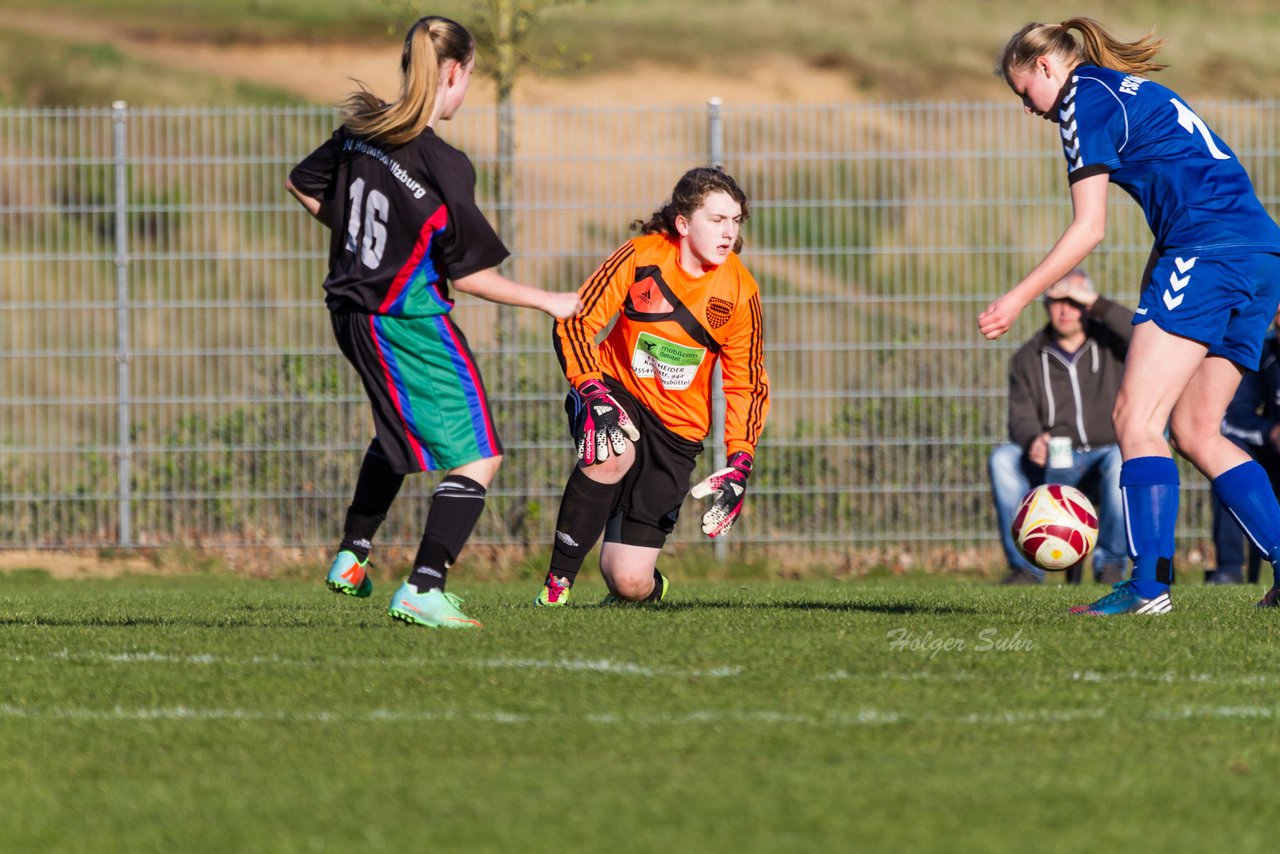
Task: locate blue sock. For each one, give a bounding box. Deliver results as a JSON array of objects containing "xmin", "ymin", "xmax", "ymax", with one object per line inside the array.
[
  {"xmin": 1120, "ymin": 456, "xmax": 1179, "ymax": 598},
  {"xmin": 1211, "ymin": 460, "xmax": 1280, "ymax": 586}
]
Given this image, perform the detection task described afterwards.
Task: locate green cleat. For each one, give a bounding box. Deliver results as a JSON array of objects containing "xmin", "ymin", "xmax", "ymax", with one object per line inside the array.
[
  {"xmin": 326, "ymin": 550, "xmax": 373, "ymax": 598},
  {"xmin": 387, "ymin": 583, "xmax": 483, "ymax": 629},
  {"xmin": 535, "ymin": 573, "xmax": 573, "ymax": 607},
  {"xmin": 601, "ymin": 570, "xmax": 668, "ymax": 605}
]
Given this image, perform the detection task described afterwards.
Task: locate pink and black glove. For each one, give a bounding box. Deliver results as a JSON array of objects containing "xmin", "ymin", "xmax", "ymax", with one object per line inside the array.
[
  {"xmin": 574, "ymin": 379, "xmax": 640, "ymax": 465},
  {"xmin": 690, "ymin": 451, "xmax": 753, "ymax": 538}
]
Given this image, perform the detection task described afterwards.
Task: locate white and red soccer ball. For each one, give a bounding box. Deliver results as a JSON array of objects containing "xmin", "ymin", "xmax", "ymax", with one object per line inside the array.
[{"xmin": 1011, "ymin": 484, "xmax": 1099, "ymax": 571}]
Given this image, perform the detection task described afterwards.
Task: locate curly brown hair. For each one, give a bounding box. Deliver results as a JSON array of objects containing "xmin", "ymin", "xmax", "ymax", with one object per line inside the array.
[{"xmin": 633, "ymin": 167, "xmax": 751, "ymax": 253}]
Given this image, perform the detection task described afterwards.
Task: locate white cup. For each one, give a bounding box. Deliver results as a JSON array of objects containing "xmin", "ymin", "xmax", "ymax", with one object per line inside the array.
[{"xmin": 1048, "ymin": 436, "xmax": 1073, "ymax": 469}]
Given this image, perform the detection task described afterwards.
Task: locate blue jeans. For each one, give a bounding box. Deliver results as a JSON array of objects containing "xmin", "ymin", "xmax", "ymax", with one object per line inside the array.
[{"xmin": 988, "ymin": 442, "xmax": 1126, "ymax": 580}]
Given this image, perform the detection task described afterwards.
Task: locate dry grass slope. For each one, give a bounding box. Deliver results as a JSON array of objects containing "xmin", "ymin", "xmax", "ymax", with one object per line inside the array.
[{"xmin": 5, "ymin": 1, "xmax": 1280, "ymax": 106}]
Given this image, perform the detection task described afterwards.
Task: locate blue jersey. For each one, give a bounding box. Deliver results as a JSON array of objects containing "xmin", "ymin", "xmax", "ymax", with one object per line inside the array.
[{"xmin": 1059, "ymin": 64, "xmax": 1280, "ymax": 255}]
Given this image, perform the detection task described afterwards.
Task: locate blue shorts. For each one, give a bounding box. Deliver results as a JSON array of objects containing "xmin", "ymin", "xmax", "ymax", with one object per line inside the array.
[{"xmin": 1134, "ymin": 251, "xmax": 1280, "ymax": 370}]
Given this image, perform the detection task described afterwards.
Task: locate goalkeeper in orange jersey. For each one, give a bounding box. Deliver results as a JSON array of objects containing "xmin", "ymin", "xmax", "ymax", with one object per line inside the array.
[{"xmin": 535, "ymin": 166, "xmax": 770, "ymax": 606}]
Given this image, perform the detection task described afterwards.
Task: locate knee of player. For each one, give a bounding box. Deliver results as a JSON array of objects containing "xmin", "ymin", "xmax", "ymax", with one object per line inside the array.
[
  {"xmin": 1166, "ymin": 424, "xmax": 1189, "ymax": 458},
  {"xmin": 607, "ymin": 574, "xmax": 654, "ymax": 601},
  {"xmin": 582, "ymin": 449, "xmax": 634, "ymax": 481},
  {"xmin": 1111, "ymin": 398, "xmax": 1153, "ymax": 446},
  {"xmin": 599, "ymin": 557, "xmax": 657, "ymax": 600},
  {"xmin": 482, "ymin": 454, "xmax": 505, "ymax": 476},
  {"xmin": 1167, "ymin": 418, "xmax": 1217, "ymax": 461},
  {"xmin": 456, "ymin": 454, "xmax": 503, "ymax": 486}
]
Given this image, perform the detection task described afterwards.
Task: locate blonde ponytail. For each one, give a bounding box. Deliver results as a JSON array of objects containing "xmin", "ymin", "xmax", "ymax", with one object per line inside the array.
[
  {"xmin": 999, "ymin": 17, "xmax": 1166, "ymax": 81},
  {"xmin": 341, "ymin": 16, "xmax": 473, "ymax": 147},
  {"xmin": 1063, "ymin": 17, "xmax": 1166, "ymax": 75}
]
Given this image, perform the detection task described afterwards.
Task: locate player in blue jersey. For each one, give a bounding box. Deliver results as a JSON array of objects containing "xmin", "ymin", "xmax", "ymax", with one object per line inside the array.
[{"xmin": 979, "ymin": 17, "xmax": 1280, "ymax": 614}]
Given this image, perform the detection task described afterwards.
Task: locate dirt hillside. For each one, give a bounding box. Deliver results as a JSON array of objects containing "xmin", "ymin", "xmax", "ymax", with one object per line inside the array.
[{"xmin": 0, "ymin": 7, "xmax": 911, "ymax": 107}]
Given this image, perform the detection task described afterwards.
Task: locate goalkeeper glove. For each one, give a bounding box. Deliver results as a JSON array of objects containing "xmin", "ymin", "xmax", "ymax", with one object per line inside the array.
[
  {"xmin": 574, "ymin": 379, "xmax": 640, "ymax": 465},
  {"xmin": 690, "ymin": 451, "xmax": 753, "ymax": 538}
]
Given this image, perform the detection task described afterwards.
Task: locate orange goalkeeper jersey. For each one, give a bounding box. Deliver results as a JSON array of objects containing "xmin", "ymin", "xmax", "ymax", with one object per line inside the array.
[{"xmin": 554, "ymin": 232, "xmax": 769, "ymax": 455}]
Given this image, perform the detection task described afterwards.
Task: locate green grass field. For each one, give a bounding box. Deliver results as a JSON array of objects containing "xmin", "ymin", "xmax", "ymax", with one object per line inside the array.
[{"xmin": 3, "ymin": 571, "xmax": 1278, "ymax": 852}]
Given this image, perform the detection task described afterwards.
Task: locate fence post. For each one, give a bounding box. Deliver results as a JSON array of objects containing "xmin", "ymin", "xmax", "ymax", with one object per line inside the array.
[
  {"xmin": 707, "ymin": 97, "xmax": 727, "ymax": 560},
  {"xmin": 707, "ymin": 96, "xmax": 723, "ymax": 167},
  {"xmin": 112, "ymin": 101, "xmax": 132, "ymax": 547}
]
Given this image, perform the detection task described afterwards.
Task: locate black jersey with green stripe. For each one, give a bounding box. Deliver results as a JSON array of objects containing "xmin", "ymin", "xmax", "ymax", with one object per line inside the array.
[{"xmin": 290, "ymin": 126, "xmax": 508, "ymax": 317}]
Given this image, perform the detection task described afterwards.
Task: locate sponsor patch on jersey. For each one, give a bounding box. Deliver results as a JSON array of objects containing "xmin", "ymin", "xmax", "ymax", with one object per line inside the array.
[
  {"xmin": 706, "ymin": 297, "xmax": 734, "ymax": 329},
  {"xmin": 631, "ymin": 331, "xmax": 706, "ymax": 390},
  {"xmin": 629, "ymin": 276, "xmax": 674, "ymax": 313}
]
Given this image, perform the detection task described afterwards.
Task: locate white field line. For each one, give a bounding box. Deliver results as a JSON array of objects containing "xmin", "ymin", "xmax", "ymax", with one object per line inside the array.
[
  {"xmin": 4, "ymin": 650, "xmax": 744, "ymax": 679},
  {"xmin": 7, "ymin": 651, "xmax": 1280, "ymax": 687},
  {"xmin": 0, "ymin": 703, "xmax": 1274, "ymax": 726},
  {"xmin": 821, "ymin": 668, "xmax": 1280, "ymax": 686}
]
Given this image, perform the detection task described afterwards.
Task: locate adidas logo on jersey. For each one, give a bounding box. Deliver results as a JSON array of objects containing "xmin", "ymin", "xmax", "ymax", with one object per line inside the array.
[{"xmin": 628, "ymin": 275, "xmax": 674, "ymax": 313}]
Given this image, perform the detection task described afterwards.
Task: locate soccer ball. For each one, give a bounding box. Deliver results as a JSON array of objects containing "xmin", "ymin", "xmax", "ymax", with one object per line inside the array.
[{"xmin": 1011, "ymin": 484, "xmax": 1099, "ymax": 571}]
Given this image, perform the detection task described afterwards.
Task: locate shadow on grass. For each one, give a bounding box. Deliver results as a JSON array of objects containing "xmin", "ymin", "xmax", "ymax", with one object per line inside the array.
[
  {"xmin": 620, "ymin": 600, "xmax": 982, "ymax": 615},
  {"xmin": 0, "ymin": 616, "xmax": 335, "ymax": 628}
]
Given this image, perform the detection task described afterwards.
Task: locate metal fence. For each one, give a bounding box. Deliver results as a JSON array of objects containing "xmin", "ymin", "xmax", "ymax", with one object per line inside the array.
[{"xmin": 5, "ymin": 100, "xmax": 1280, "ymax": 564}]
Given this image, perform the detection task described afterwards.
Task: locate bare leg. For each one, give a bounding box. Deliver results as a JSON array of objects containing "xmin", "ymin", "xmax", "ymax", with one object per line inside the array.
[
  {"xmin": 599, "ymin": 541, "xmax": 663, "ymax": 601},
  {"xmin": 1168, "ymin": 356, "xmax": 1248, "ymax": 478},
  {"xmin": 1105, "ymin": 323, "xmax": 1209, "ymax": 601},
  {"xmin": 449, "ymin": 454, "xmax": 504, "ymax": 489},
  {"xmin": 1112, "ymin": 322, "xmax": 1211, "ymax": 461}
]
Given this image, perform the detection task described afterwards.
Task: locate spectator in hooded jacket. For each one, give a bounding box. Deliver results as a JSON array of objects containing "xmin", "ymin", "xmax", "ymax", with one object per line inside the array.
[{"xmin": 988, "ymin": 268, "xmax": 1133, "ymax": 584}]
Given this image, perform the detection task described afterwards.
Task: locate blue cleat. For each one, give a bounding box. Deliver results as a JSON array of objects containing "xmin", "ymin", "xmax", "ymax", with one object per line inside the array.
[
  {"xmin": 1069, "ymin": 580, "xmax": 1171, "ymax": 616},
  {"xmin": 326, "ymin": 550, "xmax": 373, "ymax": 598},
  {"xmin": 387, "ymin": 583, "xmax": 482, "ymax": 629}
]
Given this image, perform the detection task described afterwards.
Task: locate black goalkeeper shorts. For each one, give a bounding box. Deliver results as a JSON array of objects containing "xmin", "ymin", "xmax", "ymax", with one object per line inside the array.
[{"xmin": 564, "ymin": 375, "xmax": 704, "ymax": 548}]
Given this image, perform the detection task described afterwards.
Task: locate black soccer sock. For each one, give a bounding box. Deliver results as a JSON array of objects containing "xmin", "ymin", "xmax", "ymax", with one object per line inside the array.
[
  {"xmin": 338, "ymin": 441, "xmax": 405, "ymax": 562},
  {"xmin": 548, "ymin": 467, "xmax": 622, "ymax": 586},
  {"xmin": 408, "ymin": 475, "xmax": 487, "ymax": 593},
  {"xmin": 339, "ymin": 522, "xmax": 380, "ymax": 564}
]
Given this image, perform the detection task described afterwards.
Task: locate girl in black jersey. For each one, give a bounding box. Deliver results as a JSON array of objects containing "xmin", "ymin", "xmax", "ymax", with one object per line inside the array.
[{"xmin": 287, "ymin": 16, "xmax": 581, "ymax": 629}]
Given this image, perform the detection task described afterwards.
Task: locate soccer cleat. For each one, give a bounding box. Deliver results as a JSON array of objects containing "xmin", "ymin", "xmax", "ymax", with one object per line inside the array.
[
  {"xmin": 1256, "ymin": 586, "xmax": 1280, "ymax": 609},
  {"xmin": 535, "ymin": 574, "xmax": 573, "ymax": 607},
  {"xmin": 387, "ymin": 583, "xmax": 482, "ymax": 629},
  {"xmin": 601, "ymin": 570, "xmax": 669, "ymax": 605},
  {"xmin": 326, "ymin": 550, "xmax": 373, "ymax": 598},
  {"xmin": 1069, "ymin": 580, "xmax": 1172, "ymax": 616}
]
